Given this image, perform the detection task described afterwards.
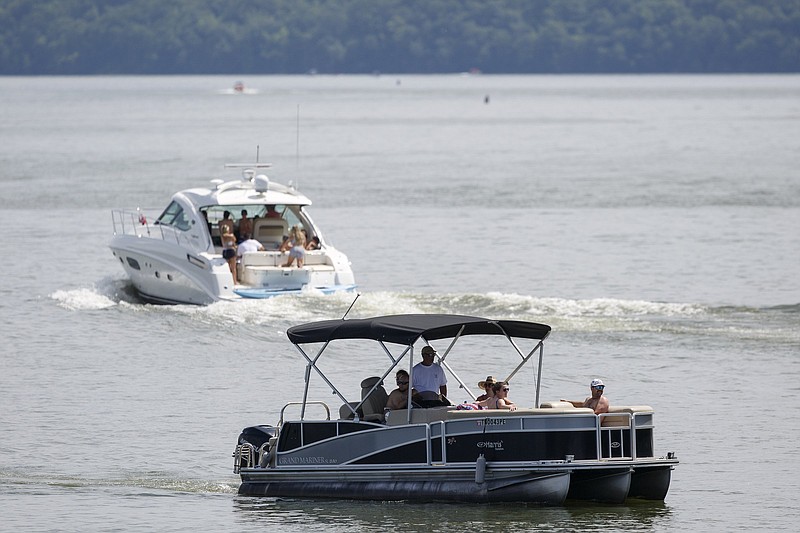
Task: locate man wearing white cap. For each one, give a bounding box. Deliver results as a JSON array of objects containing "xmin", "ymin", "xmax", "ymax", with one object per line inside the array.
[{"xmin": 562, "ymin": 378, "xmax": 609, "ymax": 414}]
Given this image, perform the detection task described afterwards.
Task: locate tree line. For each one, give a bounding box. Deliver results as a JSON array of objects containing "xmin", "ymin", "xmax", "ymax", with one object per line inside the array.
[{"xmin": 1, "ymin": 0, "xmax": 799, "ymax": 75}]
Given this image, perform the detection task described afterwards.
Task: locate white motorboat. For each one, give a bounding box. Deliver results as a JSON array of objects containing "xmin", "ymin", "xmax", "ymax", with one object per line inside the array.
[
  {"xmin": 233, "ymin": 314, "xmax": 678, "ymax": 504},
  {"xmin": 110, "ymin": 163, "xmax": 356, "ymax": 305}
]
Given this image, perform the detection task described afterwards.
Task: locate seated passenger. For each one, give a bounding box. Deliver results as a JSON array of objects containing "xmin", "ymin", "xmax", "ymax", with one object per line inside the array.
[
  {"xmin": 562, "ymin": 378, "xmax": 609, "ymax": 414},
  {"xmin": 305, "ymin": 236, "xmax": 321, "ymax": 250},
  {"xmin": 486, "ymin": 381, "xmax": 516, "ymax": 411},
  {"xmin": 237, "ymin": 233, "xmax": 265, "ymax": 256},
  {"xmin": 411, "ymin": 346, "xmax": 447, "ymax": 403},
  {"xmin": 264, "ymin": 204, "xmax": 282, "ymax": 218},
  {"xmin": 476, "ymin": 375, "xmax": 497, "ymax": 402},
  {"xmin": 386, "ymin": 370, "xmax": 410, "ymax": 410}
]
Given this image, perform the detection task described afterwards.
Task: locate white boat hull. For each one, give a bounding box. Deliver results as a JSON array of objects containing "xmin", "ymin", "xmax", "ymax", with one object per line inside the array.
[{"xmin": 111, "ymin": 234, "xmax": 233, "ymax": 305}]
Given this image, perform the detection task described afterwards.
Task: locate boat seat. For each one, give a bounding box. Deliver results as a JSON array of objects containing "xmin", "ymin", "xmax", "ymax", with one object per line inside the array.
[
  {"xmin": 360, "ymin": 377, "xmax": 389, "ymax": 423},
  {"xmin": 446, "ymin": 407, "xmax": 594, "ymax": 419},
  {"xmin": 303, "ymin": 253, "xmax": 332, "ymax": 266},
  {"xmin": 386, "ymin": 406, "xmax": 596, "ymax": 426},
  {"xmin": 386, "ymin": 407, "xmax": 454, "ymax": 425},
  {"xmin": 601, "ymin": 405, "xmax": 654, "ymax": 427},
  {"xmin": 339, "ymin": 402, "xmax": 362, "ymax": 420},
  {"xmin": 253, "ymin": 218, "xmax": 288, "ymax": 249},
  {"xmin": 240, "ymin": 251, "xmax": 281, "ymax": 267},
  {"xmin": 540, "ymin": 401, "xmax": 576, "ymax": 409},
  {"xmin": 607, "ymin": 405, "xmax": 653, "ymax": 414}
]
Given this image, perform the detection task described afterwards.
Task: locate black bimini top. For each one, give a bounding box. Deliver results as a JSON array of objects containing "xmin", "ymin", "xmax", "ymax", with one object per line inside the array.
[{"xmin": 286, "ymin": 314, "xmax": 551, "ymax": 346}]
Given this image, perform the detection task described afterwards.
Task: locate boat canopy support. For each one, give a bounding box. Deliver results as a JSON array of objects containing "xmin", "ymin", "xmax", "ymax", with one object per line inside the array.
[{"xmin": 286, "ymin": 314, "xmax": 552, "ymax": 420}]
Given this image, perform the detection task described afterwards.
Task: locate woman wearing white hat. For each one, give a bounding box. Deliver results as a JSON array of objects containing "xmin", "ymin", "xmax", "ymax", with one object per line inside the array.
[{"xmin": 562, "ymin": 378, "xmax": 609, "ymax": 414}]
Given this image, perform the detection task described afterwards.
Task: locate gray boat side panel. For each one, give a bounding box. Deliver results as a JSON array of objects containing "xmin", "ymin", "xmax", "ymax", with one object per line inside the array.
[{"xmin": 277, "ymin": 424, "xmax": 429, "ymax": 466}]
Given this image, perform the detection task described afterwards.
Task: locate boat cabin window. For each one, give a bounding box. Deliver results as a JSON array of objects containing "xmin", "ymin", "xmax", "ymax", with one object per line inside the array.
[
  {"xmin": 157, "ymin": 201, "xmax": 192, "ymax": 231},
  {"xmin": 203, "ymin": 204, "xmax": 308, "ymax": 241}
]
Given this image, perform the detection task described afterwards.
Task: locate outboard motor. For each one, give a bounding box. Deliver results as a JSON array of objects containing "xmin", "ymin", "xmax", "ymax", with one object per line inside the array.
[
  {"xmin": 238, "ymin": 425, "xmax": 277, "ymax": 449},
  {"xmin": 234, "ymin": 425, "xmax": 278, "ymax": 472}
]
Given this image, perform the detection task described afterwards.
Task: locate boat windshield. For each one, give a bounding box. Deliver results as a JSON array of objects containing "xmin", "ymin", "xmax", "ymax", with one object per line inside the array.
[
  {"xmin": 157, "ymin": 201, "xmax": 192, "ymax": 231},
  {"xmin": 204, "ymin": 205, "xmax": 304, "ymax": 228}
]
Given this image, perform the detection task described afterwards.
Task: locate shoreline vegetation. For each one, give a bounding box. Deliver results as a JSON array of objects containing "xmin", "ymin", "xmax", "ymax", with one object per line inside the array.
[{"xmin": 2, "ymin": 0, "xmax": 799, "ymax": 75}]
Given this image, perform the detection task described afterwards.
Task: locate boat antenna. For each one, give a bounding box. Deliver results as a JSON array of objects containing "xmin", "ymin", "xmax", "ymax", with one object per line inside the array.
[
  {"xmin": 295, "ymin": 104, "xmax": 300, "ymax": 190},
  {"xmin": 341, "ymin": 293, "xmax": 361, "ymax": 320},
  {"xmin": 256, "ymin": 145, "xmax": 260, "ymax": 163}
]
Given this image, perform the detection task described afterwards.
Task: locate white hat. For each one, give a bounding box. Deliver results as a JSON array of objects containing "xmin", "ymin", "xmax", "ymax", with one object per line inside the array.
[{"xmin": 590, "ymin": 378, "xmax": 604, "ymax": 387}]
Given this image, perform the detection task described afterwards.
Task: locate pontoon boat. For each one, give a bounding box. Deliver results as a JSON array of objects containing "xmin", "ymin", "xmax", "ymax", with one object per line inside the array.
[{"xmin": 233, "ymin": 314, "xmax": 678, "ymax": 504}]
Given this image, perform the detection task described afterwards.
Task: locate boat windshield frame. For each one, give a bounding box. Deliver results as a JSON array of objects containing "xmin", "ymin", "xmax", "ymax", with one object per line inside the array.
[{"xmin": 286, "ymin": 314, "xmax": 551, "ymax": 423}]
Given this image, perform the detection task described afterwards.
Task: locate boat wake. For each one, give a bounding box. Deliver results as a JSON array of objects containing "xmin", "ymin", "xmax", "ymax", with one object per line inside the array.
[
  {"xmin": 51, "ymin": 280, "xmax": 799, "ymax": 344},
  {"xmin": 0, "ymin": 468, "xmax": 238, "ymax": 495},
  {"xmin": 50, "ymin": 276, "xmax": 141, "ymax": 310}
]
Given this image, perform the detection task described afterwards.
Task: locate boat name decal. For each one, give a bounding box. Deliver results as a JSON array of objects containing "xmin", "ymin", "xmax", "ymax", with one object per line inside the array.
[
  {"xmin": 478, "ymin": 418, "xmax": 506, "ymax": 426},
  {"xmin": 281, "ymin": 456, "xmax": 338, "ymax": 465},
  {"xmin": 477, "ymin": 440, "xmax": 504, "ymax": 450}
]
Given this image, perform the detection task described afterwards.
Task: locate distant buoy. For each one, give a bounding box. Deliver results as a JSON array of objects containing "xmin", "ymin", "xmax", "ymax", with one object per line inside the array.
[{"xmin": 484, "ymin": 95, "xmax": 490, "ymax": 104}]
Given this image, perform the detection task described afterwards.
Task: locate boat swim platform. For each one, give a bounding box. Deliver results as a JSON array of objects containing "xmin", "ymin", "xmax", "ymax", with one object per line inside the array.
[{"xmin": 234, "ymin": 284, "xmax": 357, "ymax": 299}]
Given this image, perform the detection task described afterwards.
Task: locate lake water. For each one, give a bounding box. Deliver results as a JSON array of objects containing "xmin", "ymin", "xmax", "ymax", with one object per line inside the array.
[{"xmin": 1, "ymin": 74, "xmax": 799, "ymax": 532}]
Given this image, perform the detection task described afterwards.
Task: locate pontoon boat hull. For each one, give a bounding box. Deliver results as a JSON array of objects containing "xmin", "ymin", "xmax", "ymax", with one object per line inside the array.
[{"xmin": 240, "ymin": 468, "xmax": 571, "ymax": 504}]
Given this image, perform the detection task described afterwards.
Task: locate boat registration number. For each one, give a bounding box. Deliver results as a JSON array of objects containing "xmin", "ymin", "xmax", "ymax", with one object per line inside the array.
[{"xmin": 477, "ymin": 418, "xmax": 506, "ymax": 426}]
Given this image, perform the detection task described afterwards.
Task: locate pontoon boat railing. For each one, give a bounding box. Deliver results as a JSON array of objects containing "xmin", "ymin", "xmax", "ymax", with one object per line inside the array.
[
  {"xmin": 598, "ymin": 412, "xmax": 640, "ymax": 460},
  {"xmin": 273, "ymin": 410, "xmax": 647, "ymax": 467},
  {"xmin": 280, "ymin": 401, "xmax": 330, "ymax": 426}
]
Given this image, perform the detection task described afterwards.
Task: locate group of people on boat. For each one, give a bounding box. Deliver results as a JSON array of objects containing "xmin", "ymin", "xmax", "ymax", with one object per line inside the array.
[
  {"xmin": 384, "ymin": 347, "xmax": 609, "ymax": 414},
  {"xmin": 205, "ymin": 206, "xmax": 322, "ymax": 284}
]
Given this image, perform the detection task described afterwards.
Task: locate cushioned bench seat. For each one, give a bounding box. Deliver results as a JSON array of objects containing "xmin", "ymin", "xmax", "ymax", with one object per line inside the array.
[
  {"xmin": 386, "ymin": 406, "xmax": 595, "ymax": 426},
  {"xmin": 240, "ymin": 251, "xmax": 333, "ymax": 267},
  {"xmin": 601, "ymin": 405, "xmax": 654, "ymax": 427}
]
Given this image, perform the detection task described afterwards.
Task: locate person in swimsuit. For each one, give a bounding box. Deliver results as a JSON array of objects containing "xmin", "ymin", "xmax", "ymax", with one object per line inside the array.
[
  {"xmin": 488, "ymin": 381, "xmax": 516, "ymax": 410},
  {"xmin": 280, "ymin": 225, "xmax": 307, "ymax": 267},
  {"xmin": 562, "ymin": 378, "xmax": 609, "ymax": 414},
  {"xmin": 221, "ymin": 225, "xmax": 237, "ymax": 284},
  {"xmin": 218, "ymin": 210, "xmax": 234, "ymax": 237}
]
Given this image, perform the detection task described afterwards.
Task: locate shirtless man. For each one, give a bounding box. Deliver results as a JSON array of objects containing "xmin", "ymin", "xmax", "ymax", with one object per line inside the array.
[
  {"xmin": 238, "ymin": 209, "xmax": 253, "ymax": 241},
  {"xmin": 386, "ymin": 370, "xmax": 410, "ymax": 410},
  {"xmin": 563, "ymin": 378, "xmax": 609, "ymax": 414}
]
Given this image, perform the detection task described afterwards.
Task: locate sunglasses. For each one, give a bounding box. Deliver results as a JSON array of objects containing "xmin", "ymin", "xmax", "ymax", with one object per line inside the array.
[
  {"xmin": 593, "ymin": 386, "xmax": 605, "ymax": 390},
  {"xmin": 502, "ymin": 387, "xmax": 510, "ymax": 392},
  {"xmin": 396, "ymin": 381, "xmax": 409, "ymax": 385}
]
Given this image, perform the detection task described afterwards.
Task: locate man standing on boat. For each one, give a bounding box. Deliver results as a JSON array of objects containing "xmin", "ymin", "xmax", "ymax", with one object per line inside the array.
[
  {"xmin": 412, "ymin": 346, "xmax": 448, "ymax": 402},
  {"xmin": 563, "ymin": 378, "xmax": 609, "ymax": 414}
]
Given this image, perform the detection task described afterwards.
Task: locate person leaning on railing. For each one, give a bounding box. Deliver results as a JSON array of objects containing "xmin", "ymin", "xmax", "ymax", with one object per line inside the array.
[{"xmin": 562, "ymin": 378, "xmax": 609, "ymax": 414}]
